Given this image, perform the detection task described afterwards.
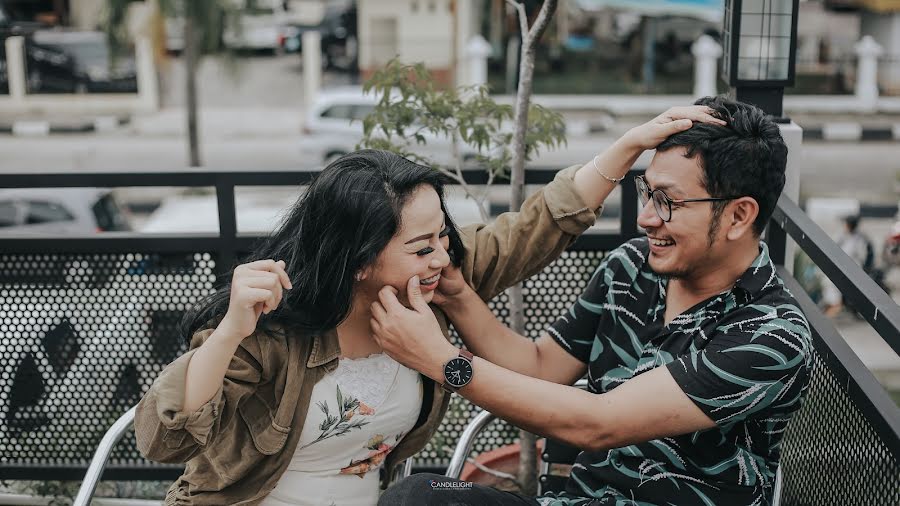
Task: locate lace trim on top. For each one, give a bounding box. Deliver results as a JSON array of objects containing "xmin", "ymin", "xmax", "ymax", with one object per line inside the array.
[{"xmin": 331, "ymin": 353, "xmax": 400, "ymax": 409}]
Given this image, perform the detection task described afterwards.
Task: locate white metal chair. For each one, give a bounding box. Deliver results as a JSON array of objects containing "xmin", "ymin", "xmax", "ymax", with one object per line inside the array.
[
  {"xmin": 74, "ymin": 406, "xmax": 414, "ymax": 505},
  {"xmin": 74, "ymin": 406, "xmax": 137, "ymax": 506}
]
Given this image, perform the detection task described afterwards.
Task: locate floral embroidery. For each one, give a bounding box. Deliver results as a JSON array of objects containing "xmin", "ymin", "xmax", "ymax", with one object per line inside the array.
[
  {"xmin": 338, "ymin": 431, "xmax": 413, "ymax": 478},
  {"xmin": 300, "ymin": 385, "xmax": 373, "ymax": 450},
  {"xmin": 340, "ymin": 434, "xmax": 394, "ymax": 478},
  {"xmin": 365, "ymin": 434, "xmax": 385, "ymax": 451}
]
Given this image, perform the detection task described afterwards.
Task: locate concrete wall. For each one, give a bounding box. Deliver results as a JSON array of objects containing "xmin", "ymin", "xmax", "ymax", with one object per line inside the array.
[{"xmin": 359, "ymin": 0, "xmax": 456, "ymax": 84}]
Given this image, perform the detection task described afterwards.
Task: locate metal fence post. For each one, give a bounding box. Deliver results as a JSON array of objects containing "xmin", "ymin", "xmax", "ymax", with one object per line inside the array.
[{"xmin": 773, "ymin": 121, "xmax": 803, "ymax": 272}]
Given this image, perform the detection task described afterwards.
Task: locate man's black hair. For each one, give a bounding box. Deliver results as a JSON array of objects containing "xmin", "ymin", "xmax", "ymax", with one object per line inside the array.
[{"xmin": 656, "ymin": 96, "xmax": 788, "ymax": 237}]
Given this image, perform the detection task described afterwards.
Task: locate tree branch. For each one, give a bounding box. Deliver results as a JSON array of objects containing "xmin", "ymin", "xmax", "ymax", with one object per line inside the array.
[
  {"xmin": 505, "ymin": 0, "xmax": 529, "ymax": 45},
  {"xmin": 526, "ymin": 0, "xmax": 557, "ymax": 44}
]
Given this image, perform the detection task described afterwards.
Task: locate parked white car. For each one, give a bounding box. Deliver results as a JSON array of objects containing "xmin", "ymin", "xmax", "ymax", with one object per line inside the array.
[
  {"xmin": 0, "ymin": 188, "xmax": 130, "ymax": 236},
  {"xmin": 140, "ymin": 189, "xmax": 483, "ymax": 235},
  {"xmin": 299, "ymin": 87, "xmax": 487, "ymax": 168}
]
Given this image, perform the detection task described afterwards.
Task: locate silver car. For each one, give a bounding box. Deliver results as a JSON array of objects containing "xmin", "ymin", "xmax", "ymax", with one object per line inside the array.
[{"xmin": 0, "ymin": 188, "xmax": 131, "ymax": 236}]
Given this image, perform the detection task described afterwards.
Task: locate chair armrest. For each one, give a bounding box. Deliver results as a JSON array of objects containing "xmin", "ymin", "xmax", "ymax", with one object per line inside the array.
[
  {"xmin": 445, "ymin": 409, "xmax": 497, "ymax": 479},
  {"xmin": 390, "ymin": 457, "xmax": 415, "ymax": 485},
  {"xmin": 73, "ymin": 406, "xmax": 137, "ymax": 506},
  {"xmin": 772, "ymin": 465, "xmax": 784, "ymax": 506},
  {"xmin": 444, "ymin": 379, "xmax": 588, "ymax": 480}
]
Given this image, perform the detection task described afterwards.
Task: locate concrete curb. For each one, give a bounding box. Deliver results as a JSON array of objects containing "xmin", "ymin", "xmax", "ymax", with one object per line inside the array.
[
  {"xmin": 570, "ymin": 121, "xmax": 900, "ymax": 141},
  {"xmin": 801, "ymin": 123, "xmax": 900, "ymax": 142},
  {"xmin": 0, "ymin": 116, "xmax": 130, "ymax": 136}
]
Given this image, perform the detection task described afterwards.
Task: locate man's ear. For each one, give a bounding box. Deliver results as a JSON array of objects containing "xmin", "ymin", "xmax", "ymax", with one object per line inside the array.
[{"xmin": 725, "ymin": 197, "xmax": 759, "ymax": 240}]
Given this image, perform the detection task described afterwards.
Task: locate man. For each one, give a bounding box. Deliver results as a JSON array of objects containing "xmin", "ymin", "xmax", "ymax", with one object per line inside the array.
[
  {"xmin": 371, "ymin": 97, "xmax": 812, "ymax": 505},
  {"xmin": 822, "ymin": 215, "xmax": 873, "ymax": 316}
]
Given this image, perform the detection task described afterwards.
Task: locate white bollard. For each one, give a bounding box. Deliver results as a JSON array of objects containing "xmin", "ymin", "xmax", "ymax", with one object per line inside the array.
[
  {"xmin": 5, "ymin": 36, "xmax": 26, "ymax": 100},
  {"xmin": 303, "ymin": 31, "xmax": 322, "ymax": 110},
  {"xmin": 466, "ymin": 35, "xmax": 492, "ymax": 87},
  {"xmin": 135, "ymin": 36, "xmax": 159, "ymax": 111},
  {"xmin": 854, "ymin": 35, "xmax": 883, "ymax": 112},
  {"xmin": 691, "ymin": 34, "xmax": 722, "ymax": 99}
]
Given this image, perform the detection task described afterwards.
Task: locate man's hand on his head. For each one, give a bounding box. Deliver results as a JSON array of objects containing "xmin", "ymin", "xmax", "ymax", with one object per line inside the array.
[{"xmin": 623, "ymin": 106, "xmax": 727, "ymax": 151}]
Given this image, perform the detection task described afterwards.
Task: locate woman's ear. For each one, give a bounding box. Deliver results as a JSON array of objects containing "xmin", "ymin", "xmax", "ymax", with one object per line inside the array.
[{"xmin": 726, "ymin": 196, "xmax": 760, "ymax": 240}]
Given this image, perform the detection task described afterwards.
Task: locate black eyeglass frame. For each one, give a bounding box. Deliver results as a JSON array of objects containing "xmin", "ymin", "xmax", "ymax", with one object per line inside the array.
[{"xmin": 634, "ymin": 175, "xmax": 742, "ymax": 223}]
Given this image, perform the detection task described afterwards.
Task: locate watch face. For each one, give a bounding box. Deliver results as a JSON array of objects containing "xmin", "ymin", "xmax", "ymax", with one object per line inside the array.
[{"xmin": 444, "ymin": 357, "xmax": 473, "ymax": 388}]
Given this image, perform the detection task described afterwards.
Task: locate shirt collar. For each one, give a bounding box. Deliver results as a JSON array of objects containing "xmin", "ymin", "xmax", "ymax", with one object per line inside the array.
[
  {"xmin": 652, "ymin": 240, "xmax": 777, "ymax": 330},
  {"xmin": 307, "ymin": 327, "xmax": 341, "ymax": 368},
  {"xmin": 730, "ymin": 240, "xmax": 777, "ymax": 304}
]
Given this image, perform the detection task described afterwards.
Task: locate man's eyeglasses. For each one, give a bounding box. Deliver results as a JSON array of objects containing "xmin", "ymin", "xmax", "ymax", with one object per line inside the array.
[{"xmin": 635, "ymin": 175, "xmax": 741, "ymax": 223}]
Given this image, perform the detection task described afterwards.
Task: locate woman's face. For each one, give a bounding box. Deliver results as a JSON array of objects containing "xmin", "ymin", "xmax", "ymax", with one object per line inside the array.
[{"xmin": 363, "ymin": 184, "xmax": 452, "ymax": 306}]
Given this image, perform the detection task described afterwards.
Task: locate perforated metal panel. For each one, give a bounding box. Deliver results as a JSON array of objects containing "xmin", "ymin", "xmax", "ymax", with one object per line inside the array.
[
  {"xmin": 779, "ymin": 346, "xmax": 900, "ymax": 506},
  {"xmin": 0, "ymin": 249, "xmax": 604, "ymax": 473},
  {"xmin": 416, "ymin": 250, "xmax": 606, "ymax": 466},
  {"xmin": 1, "ymin": 252, "xmax": 217, "ymax": 470}
]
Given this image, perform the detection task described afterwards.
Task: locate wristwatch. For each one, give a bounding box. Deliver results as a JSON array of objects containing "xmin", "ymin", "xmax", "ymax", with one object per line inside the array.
[{"xmin": 441, "ymin": 349, "xmax": 474, "ymax": 393}]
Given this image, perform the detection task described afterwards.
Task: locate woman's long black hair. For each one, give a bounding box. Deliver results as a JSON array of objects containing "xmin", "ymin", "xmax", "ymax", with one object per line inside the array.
[{"xmin": 181, "ymin": 149, "xmax": 466, "ymax": 341}]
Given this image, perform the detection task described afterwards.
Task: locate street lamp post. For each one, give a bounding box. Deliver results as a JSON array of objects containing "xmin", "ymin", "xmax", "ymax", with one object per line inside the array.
[{"xmin": 721, "ymin": 0, "xmax": 800, "ymax": 121}]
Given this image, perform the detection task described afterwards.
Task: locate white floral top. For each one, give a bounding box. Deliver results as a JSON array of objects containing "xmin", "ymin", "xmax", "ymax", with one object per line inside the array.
[{"xmin": 260, "ymin": 353, "xmax": 423, "ymax": 506}]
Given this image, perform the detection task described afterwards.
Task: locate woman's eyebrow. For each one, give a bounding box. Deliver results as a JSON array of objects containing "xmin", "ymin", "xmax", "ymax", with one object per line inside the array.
[
  {"xmin": 405, "ymin": 232, "xmax": 432, "ymax": 245},
  {"xmin": 404, "ymin": 213, "xmax": 447, "ymax": 244}
]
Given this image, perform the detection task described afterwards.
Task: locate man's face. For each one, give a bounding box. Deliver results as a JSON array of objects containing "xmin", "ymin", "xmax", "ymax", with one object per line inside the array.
[{"xmin": 637, "ymin": 147, "xmax": 727, "ymax": 280}]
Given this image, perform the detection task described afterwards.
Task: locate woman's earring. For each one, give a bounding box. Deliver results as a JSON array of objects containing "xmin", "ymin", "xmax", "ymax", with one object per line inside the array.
[{"xmin": 354, "ymin": 272, "xmax": 362, "ymax": 282}]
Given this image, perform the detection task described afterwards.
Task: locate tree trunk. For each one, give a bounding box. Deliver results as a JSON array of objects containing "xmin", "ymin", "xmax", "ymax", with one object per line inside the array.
[
  {"xmin": 506, "ymin": 0, "xmax": 558, "ymax": 496},
  {"xmin": 184, "ymin": 15, "xmax": 201, "ymax": 168}
]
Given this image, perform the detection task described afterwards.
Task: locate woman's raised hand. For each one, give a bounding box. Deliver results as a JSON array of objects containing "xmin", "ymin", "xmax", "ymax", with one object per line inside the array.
[
  {"xmin": 220, "ymin": 259, "xmax": 292, "ymax": 339},
  {"xmin": 623, "ymin": 105, "xmax": 727, "ymax": 150}
]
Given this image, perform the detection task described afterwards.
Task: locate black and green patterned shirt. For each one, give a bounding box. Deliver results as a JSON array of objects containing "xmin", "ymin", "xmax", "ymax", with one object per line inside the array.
[{"xmin": 540, "ymin": 237, "xmax": 812, "ymax": 506}]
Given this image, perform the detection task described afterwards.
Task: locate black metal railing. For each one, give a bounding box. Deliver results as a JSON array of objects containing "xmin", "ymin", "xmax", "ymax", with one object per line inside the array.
[
  {"xmin": 0, "ymin": 167, "xmax": 638, "ymax": 481},
  {"xmin": 1, "ymin": 168, "xmax": 898, "ymax": 504},
  {"xmin": 768, "ymin": 197, "xmax": 900, "ymax": 504}
]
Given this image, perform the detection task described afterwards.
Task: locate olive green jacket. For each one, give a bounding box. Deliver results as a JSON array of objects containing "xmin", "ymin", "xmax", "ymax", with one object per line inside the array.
[{"xmin": 133, "ymin": 164, "xmax": 598, "ymax": 505}]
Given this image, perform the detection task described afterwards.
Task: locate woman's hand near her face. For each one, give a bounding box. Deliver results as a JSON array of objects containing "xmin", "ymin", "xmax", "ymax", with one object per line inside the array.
[
  {"xmin": 183, "ymin": 259, "xmax": 292, "ymax": 413},
  {"xmin": 219, "ymin": 259, "xmax": 293, "ymax": 340},
  {"xmin": 370, "ymin": 276, "xmax": 457, "ymax": 381}
]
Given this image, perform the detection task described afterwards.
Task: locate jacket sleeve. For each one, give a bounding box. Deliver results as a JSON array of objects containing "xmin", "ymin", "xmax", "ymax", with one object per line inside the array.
[
  {"xmin": 458, "ymin": 164, "xmax": 600, "ymax": 301},
  {"xmin": 133, "ymin": 326, "xmax": 266, "ymax": 463}
]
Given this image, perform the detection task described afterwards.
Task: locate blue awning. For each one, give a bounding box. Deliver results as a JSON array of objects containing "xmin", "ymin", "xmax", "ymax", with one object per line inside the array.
[{"xmin": 575, "ymin": 0, "xmax": 724, "ymax": 23}]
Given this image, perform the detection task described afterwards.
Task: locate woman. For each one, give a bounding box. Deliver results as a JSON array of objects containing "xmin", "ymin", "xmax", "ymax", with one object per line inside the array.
[{"xmin": 134, "ymin": 148, "xmax": 603, "ymax": 505}]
